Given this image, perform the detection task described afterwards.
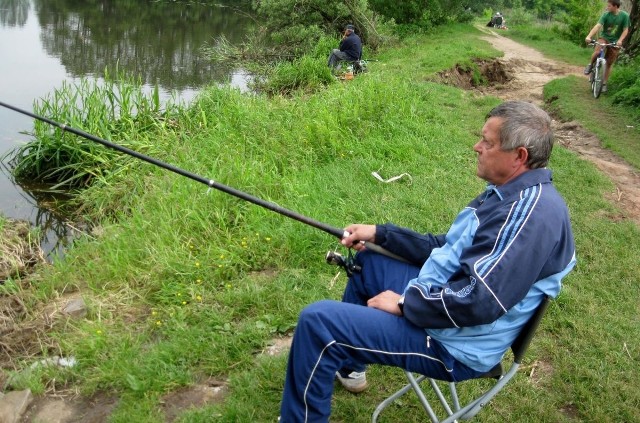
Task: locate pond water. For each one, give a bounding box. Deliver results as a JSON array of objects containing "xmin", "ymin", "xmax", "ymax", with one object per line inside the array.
[{"xmin": 0, "ymin": 0, "xmax": 253, "ymax": 258}]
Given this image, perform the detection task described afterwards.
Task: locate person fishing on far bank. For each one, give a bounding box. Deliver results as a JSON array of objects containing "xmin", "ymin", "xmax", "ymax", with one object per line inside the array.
[{"xmin": 327, "ymin": 24, "xmax": 362, "ymax": 70}]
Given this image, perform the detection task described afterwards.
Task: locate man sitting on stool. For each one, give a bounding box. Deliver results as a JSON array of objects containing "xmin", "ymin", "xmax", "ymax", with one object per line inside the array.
[{"xmin": 327, "ymin": 24, "xmax": 362, "ymax": 70}]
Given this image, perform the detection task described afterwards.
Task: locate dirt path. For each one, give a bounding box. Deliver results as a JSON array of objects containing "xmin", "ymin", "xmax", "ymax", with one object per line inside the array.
[{"xmin": 476, "ymin": 26, "xmax": 640, "ymax": 225}]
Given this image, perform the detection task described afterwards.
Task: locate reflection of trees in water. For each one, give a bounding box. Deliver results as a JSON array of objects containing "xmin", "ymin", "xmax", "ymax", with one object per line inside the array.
[
  {"xmin": 2, "ymin": 159, "xmax": 77, "ymax": 260},
  {"xmin": 0, "ymin": 0, "xmax": 30, "ymax": 27},
  {"xmin": 15, "ymin": 182, "xmax": 78, "ymax": 260},
  {"xmin": 32, "ymin": 0, "xmax": 254, "ymax": 90}
]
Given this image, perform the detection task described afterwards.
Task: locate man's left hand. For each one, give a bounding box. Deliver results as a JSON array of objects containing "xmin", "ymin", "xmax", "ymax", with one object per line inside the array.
[{"xmin": 367, "ymin": 290, "xmax": 403, "ymax": 316}]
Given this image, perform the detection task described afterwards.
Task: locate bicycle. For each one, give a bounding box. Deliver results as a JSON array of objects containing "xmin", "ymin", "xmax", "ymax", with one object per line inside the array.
[{"xmin": 586, "ymin": 40, "xmax": 621, "ymax": 98}]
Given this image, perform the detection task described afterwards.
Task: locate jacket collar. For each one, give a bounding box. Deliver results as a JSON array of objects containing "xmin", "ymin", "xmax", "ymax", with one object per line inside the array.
[{"xmin": 485, "ymin": 168, "xmax": 552, "ymax": 201}]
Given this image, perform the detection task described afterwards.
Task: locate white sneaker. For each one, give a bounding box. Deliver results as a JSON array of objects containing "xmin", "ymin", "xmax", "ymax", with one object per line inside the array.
[{"xmin": 335, "ymin": 370, "xmax": 367, "ymax": 393}]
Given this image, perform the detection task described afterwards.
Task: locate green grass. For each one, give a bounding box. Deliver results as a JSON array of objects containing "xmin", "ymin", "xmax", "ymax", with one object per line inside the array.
[{"xmin": 3, "ymin": 23, "xmax": 640, "ymax": 422}]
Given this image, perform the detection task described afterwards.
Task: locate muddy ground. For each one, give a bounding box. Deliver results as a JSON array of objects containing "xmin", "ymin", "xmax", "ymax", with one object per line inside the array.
[{"xmin": 2, "ymin": 28, "xmax": 639, "ymax": 422}]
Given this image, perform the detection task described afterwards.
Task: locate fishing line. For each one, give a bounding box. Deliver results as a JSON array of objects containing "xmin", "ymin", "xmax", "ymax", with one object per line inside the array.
[{"xmin": 0, "ymin": 101, "xmax": 409, "ymax": 263}]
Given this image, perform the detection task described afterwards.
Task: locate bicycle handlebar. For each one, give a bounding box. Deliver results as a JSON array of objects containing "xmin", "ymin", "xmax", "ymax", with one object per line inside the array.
[{"xmin": 589, "ymin": 40, "xmax": 623, "ymax": 49}]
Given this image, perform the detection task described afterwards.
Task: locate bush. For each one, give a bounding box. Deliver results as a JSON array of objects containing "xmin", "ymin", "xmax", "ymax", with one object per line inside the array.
[
  {"xmin": 610, "ymin": 56, "xmax": 640, "ymax": 117},
  {"xmin": 254, "ymin": 54, "xmax": 335, "ymax": 96},
  {"xmin": 6, "ymin": 70, "xmax": 177, "ymax": 190},
  {"xmin": 557, "ymin": 0, "xmax": 602, "ymax": 45},
  {"xmin": 505, "ymin": 7, "xmax": 535, "ymax": 26},
  {"xmin": 253, "ymin": 0, "xmax": 385, "ymax": 51},
  {"xmin": 268, "ymin": 24, "xmax": 327, "ymax": 56}
]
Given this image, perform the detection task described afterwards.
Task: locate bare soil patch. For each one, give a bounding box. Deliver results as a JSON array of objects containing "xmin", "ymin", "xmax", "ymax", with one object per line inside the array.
[
  {"xmin": 161, "ymin": 378, "xmax": 228, "ymax": 422},
  {"xmin": 21, "ymin": 392, "xmax": 119, "ymax": 423}
]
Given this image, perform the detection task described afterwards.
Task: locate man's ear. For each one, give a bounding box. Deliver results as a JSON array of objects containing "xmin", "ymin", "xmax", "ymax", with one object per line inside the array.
[{"xmin": 515, "ymin": 146, "xmax": 529, "ymax": 166}]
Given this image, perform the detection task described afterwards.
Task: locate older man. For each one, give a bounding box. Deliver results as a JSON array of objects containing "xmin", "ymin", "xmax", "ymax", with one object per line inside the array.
[
  {"xmin": 327, "ymin": 24, "xmax": 362, "ymax": 69},
  {"xmin": 279, "ymin": 101, "xmax": 576, "ymax": 422}
]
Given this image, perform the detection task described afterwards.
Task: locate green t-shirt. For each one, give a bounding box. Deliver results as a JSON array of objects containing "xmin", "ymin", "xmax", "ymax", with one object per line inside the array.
[{"xmin": 598, "ymin": 10, "xmax": 630, "ymax": 43}]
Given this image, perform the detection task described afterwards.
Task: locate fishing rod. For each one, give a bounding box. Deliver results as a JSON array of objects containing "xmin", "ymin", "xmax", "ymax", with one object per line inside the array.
[{"xmin": 0, "ymin": 101, "xmax": 408, "ymax": 264}]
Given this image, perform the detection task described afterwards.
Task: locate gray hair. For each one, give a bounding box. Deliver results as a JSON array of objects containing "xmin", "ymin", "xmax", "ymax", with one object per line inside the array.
[{"xmin": 487, "ymin": 101, "xmax": 554, "ymax": 169}]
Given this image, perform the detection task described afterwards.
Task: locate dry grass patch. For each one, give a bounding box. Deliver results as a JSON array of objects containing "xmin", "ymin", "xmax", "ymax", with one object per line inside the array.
[{"xmin": 0, "ymin": 218, "xmax": 45, "ymax": 282}]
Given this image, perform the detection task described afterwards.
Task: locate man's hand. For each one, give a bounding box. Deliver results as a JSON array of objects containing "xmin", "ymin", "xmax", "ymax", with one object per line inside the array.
[
  {"xmin": 367, "ymin": 290, "xmax": 403, "ymax": 316},
  {"xmin": 341, "ymin": 224, "xmax": 376, "ymax": 250}
]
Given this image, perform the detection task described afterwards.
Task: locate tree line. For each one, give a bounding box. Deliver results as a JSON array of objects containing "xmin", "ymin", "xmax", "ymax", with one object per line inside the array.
[{"xmin": 243, "ymin": 0, "xmax": 639, "ymax": 58}]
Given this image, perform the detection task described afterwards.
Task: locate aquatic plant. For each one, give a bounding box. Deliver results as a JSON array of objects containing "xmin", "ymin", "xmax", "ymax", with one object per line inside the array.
[
  {"xmin": 253, "ymin": 54, "xmax": 336, "ymax": 96},
  {"xmin": 6, "ymin": 69, "xmax": 178, "ymax": 190}
]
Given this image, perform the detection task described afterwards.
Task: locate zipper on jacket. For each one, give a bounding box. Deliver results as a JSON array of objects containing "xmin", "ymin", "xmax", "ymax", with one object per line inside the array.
[{"xmin": 426, "ymin": 336, "xmax": 431, "ymax": 348}]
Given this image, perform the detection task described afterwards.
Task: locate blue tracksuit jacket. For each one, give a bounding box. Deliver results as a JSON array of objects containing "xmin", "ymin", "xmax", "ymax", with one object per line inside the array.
[{"xmin": 375, "ymin": 169, "xmax": 576, "ymax": 372}]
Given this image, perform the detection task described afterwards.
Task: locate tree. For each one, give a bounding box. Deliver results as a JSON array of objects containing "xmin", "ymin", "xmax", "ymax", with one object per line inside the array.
[
  {"xmin": 623, "ymin": 0, "xmax": 639, "ymax": 57},
  {"xmin": 252, "ymin": 0, "xmax": 383, "ymax": 51},
  {"xmin": 558, "ymin": 0, "xmax": 602, "ymax": 45},
  {"xmin": 367, "ymin": 0, "xmax": 471, "ymax": 26}
]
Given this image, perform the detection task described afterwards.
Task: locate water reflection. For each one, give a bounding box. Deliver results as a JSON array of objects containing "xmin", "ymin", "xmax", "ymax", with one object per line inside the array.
[
  {"xmin": 0, "ymin": 0, "xmax": 254, "ymax": 259},
  {"xmin": 0, "ymin": 0, "xmax": 30, "ymax": 27},
  {"xmin": 1, "ymin": 161, "xmax": 75, "ymax": 260},
  {"xmin": 32, "ymin": 0, "xmax": 251, "ymax": 88}
]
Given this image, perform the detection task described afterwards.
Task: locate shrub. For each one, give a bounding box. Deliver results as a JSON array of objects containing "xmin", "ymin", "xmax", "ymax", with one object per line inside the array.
[
  {"xmin": 253, "ymin": 55, "xmax": 335, "ymax": 96},
  {"xmin": 610, "ymin": 57, "xmax": 640, "ymax": 117},
  {"xmin": 6, "ymin": 70, "xmax": 177, "ymax": 190},
  {"xmin": 557, "ymin": 0, "xmax": 602, "ymax": 45}
]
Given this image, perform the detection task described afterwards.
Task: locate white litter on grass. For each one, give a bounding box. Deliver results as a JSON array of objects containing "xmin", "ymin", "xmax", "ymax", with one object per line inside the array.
[
  {"xmin": 30, "ymin": 356, "xmax": 77, "ymax": 369},
  {"xmin": 371, "ymin": 168, "xmax": 413, "ymax": 184}
]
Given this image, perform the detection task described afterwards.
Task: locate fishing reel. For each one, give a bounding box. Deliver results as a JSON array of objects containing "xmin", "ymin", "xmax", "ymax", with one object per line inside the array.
[{"xmin": 325, "ymin": 249, "xmax": 361, "ymax": 276}]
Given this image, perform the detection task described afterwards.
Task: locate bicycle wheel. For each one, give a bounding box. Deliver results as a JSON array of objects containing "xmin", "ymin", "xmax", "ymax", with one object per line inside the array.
[{"xmin": 592, "ymin": 59, "xmax": 605, "ymax": 98}]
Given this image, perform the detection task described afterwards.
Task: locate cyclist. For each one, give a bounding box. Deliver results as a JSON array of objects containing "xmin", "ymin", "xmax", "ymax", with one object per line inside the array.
[{"xmin": 583, "ymin": 0, "xmax": 630, "ymax": 93}]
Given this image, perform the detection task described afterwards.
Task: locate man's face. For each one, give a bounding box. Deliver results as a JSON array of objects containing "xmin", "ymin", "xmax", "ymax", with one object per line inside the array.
[
  {"xmin": 473, "ymin": 117, "xmax": 522, "ymax": 186},
  {"xmin": 606, "ymin": 2, "xmax": 618, "ymax": 12}
]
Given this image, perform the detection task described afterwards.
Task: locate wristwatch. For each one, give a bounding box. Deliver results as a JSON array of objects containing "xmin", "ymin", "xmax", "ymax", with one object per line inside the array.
[{"xmin": 397, "ymin": 295, "xmax": 405, "ymax": 316}]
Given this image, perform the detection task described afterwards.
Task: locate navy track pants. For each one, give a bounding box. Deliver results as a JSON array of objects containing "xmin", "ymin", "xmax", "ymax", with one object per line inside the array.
[{"xmin": 279, "ymin": 251, "xmax": 483, "ymax": 422}]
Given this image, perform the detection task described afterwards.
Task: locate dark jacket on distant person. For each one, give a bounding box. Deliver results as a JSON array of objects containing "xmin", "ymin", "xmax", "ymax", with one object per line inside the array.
[{"xmin": 339, "ymin": 32, "xmax": 362, "ymax": 61}]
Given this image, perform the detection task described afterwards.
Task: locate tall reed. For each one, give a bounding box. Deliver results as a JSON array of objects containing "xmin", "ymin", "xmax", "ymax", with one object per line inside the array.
[{"xmin": 6, "ymin": 68, "xmax": 178, "ymax": 190}]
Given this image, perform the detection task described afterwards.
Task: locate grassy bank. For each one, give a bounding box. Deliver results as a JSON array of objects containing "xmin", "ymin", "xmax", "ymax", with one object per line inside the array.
[{"xmin": 3, "ymin": 23, "xmax": 640, "ymax": 422}]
